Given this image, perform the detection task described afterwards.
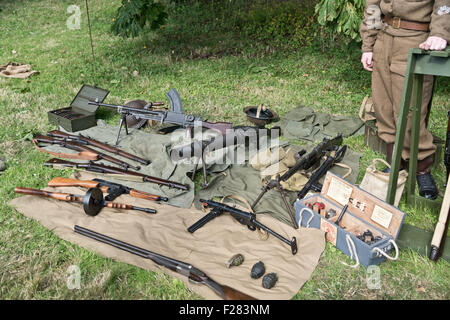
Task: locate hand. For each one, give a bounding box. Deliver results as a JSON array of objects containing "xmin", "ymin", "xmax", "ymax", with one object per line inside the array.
[
  {"xmin": 419, "ymin": 36, "xmax": 447, "ymax": 51},
  {"xmin": 361, "ymin": 52, "xmax": 374, "ymax": 71}
]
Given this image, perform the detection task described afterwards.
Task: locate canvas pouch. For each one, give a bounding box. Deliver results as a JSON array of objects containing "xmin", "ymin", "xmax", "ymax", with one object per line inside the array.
[{"xmin": 359, "ymin": 158, "xmax": 408, "ymax": 206}]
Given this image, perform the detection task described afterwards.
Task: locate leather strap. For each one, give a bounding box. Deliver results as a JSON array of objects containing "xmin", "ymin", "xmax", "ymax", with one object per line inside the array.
[{"xmin": 384, "ymin": 16, "xmax": 429, "ymax": 32}]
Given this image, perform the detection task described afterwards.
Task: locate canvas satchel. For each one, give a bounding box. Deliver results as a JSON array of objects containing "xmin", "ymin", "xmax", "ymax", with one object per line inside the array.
[
  {"xmin": 359, "ymin": 95, "xmax": 376, "ymax": 123},
  {"xmin": 359, "ymin": 158, "xmax": 408, "ymax": 206}
]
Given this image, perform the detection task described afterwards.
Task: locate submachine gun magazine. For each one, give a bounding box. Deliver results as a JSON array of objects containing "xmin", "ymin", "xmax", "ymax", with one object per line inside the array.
[{"xmin": 188, "ymin": 199, "xmax": 298, "ymax": 255}]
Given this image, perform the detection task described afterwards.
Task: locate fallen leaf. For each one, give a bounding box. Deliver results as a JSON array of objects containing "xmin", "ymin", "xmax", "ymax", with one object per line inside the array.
[{"xmin": 416, "ymin": 281, "xmax": 426, "ymax": 292}]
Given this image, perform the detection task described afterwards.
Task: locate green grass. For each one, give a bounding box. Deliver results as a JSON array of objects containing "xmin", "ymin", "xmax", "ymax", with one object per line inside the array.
[{"xmin": 0, "ymin": 0, "xmax": 449, "ymax": 300}]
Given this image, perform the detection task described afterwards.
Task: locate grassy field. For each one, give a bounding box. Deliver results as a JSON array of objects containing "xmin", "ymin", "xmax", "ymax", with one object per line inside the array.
[{"xmin": 0, "ymin": 0, "xmax": 449, "ymax": 300}]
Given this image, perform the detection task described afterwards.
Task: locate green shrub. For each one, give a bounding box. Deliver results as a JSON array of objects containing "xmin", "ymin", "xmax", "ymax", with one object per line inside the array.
[
  {"xmin": 315, "ymin": 0, "xmax": 364, "ymax": 40},
  {"xmin": 111, "ymin": 0, "xmax": 168, "ymax": 38},
  {"xmin": 237, "ymin": 1, "xmax": 320, "ymax": 47}
]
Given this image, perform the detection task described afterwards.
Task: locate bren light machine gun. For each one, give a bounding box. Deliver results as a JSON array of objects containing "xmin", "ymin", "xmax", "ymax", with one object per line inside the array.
[
  {"xmin": 88, "ymin": 88, "xmax": 234, "ymax": 145},
  {"xmin": 188, "ymin": 199, "xmax": 298, "ymax": 255},
  {"xmin": 251, "ymin": 134, "xmax": 344, "ymax": 229}
]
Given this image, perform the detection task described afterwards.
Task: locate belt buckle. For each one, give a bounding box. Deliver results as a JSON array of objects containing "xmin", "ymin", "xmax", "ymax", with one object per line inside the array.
[{"xmin": 392, "ymin": 17, "xmax": 401, "ymax": 29}]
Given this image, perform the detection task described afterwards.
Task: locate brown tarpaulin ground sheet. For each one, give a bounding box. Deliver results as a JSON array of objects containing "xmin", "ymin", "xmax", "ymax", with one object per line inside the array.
[{"xmin": 9, "ymin": 172, "xmax": 326, "ymax": 300}]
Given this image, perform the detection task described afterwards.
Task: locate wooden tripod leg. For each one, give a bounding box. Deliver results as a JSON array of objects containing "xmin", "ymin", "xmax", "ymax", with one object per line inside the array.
[{"xmin": 429, "ymin": 175, "xmax": 450, "ymax": 261}]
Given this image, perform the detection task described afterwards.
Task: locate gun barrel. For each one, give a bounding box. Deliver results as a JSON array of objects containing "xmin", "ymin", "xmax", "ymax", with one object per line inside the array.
[
  {"xmin": 44, "ymin": 158, "xmax": 189, "ymax": 191},
  {"xmin": 73, "ymin": 225, "xmax": 256, "ymax": 300},
  {"xmin": 88, "ymin": 101, "xmax": 163, "ymax": 116}
]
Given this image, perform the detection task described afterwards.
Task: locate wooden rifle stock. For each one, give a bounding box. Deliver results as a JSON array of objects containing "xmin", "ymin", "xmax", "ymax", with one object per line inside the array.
[
  {"xmin": 219, "ymin": 285, "xmax": 256, "ymax": 300},
  {"xmin": 48, "ymin": 177, "xmax": 99, "ymax": 189}
]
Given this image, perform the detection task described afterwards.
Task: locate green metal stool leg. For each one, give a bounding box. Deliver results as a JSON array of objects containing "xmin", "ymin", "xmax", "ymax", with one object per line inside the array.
[
  {"xmin": 387, "ymin": 49, "xmax": 416, "ymax": 205},
  {"xmin": 406, "ymin": 74, "xmax": 424, "ymax": 203}
]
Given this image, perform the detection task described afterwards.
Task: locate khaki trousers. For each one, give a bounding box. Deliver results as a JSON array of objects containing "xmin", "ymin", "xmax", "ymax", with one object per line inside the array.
[{"xmin": 372, "ymin": 29, "xmax": 436, "ymax": 161}]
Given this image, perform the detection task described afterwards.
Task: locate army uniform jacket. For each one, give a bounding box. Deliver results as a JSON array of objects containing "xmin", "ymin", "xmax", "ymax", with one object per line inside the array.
[{"xmin": 360, "ymin": 0, "xmax": 450, "ymax": 52}]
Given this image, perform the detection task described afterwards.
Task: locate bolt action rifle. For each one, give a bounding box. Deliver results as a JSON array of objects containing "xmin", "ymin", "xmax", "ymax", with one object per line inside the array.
[
  {"xmin": 74, "ymin": 225, "xmax": 256, "ymax": 300},
  {"xmin": 188, "ymin": 199, "xmax": 298, "ymax": 255},
  {"xmin": 46, "ymin": 130, "xmax": 150, "ymax": 166},
  {"xmin": 44, "ymin": 158, "xmax": 189, "ymax": 191},
  {"xmin": 33, "ymin": 134, "xmax": 141, "ymax": 171},
  {"xmin": 47, "ymin": 177, "xmax": 168, "ymax": 202},
  {"xmin": 251, "ymin": 134, "xmax": 343, "ymax": 229},
  {"xmin": 88, "ymin": 88, "xmax": 233, "ymax": 145}
]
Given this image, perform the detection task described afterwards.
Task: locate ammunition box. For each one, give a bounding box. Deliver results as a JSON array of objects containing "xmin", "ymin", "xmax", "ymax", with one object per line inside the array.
[
  {"xmin": 295, "ymin": 172, "xmax": 406, "ymax": 268},
  {"xmin": 48, "ymin": 84, "xmax": 109, "ymax": 132}
]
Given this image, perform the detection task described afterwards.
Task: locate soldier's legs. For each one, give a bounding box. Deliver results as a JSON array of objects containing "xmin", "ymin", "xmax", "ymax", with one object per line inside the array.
[
  {"xmin": 372, "ymin": 31, "xmax": 438, "ymax": 198},
  {"xmin": 390, "ymin": 34, "xmax": 436, "ymax": 163},
  {"xmin": 372, "ymin": 32, "xmax": 397, "ymax": 145}
]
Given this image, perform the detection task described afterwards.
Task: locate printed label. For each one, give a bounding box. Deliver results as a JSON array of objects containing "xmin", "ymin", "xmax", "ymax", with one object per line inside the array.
[
  {"xmin": 371, "ymin": 205, "xmax": 393, "ymax": 229},
  {"xmin": 327, "ymin": 177, "xmax": 353, "ymax": 206}
]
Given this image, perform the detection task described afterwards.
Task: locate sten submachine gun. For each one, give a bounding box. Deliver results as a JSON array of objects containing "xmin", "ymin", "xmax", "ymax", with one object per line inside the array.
[
  {"xmin": 88, "ymin": 88, "xmax": 233, "ymax": 146},
  {"xmin": 188, "ymin": 199, "xmax": 298, "ymax": 255},
  {"xmin": 251, "ymin": 134, "xmax": 344, "ymax": 229}
]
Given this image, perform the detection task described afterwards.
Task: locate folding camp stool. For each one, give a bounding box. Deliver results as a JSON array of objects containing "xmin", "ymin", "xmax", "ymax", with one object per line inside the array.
[{"xmin": 387, "ymin": 47, "xmax": 450, "ymax": 209}]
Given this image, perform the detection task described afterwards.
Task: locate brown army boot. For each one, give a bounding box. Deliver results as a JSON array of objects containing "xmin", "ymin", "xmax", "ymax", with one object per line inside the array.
[{"xmin": 416, "ymin": 156, "xmax": 438, "ymax": 200}]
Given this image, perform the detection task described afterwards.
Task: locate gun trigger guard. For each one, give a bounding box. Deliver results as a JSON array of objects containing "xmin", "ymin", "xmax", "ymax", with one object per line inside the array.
[{"xmin": 187, "ymin": 274, "xmax": 202, "ymax": 285}]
